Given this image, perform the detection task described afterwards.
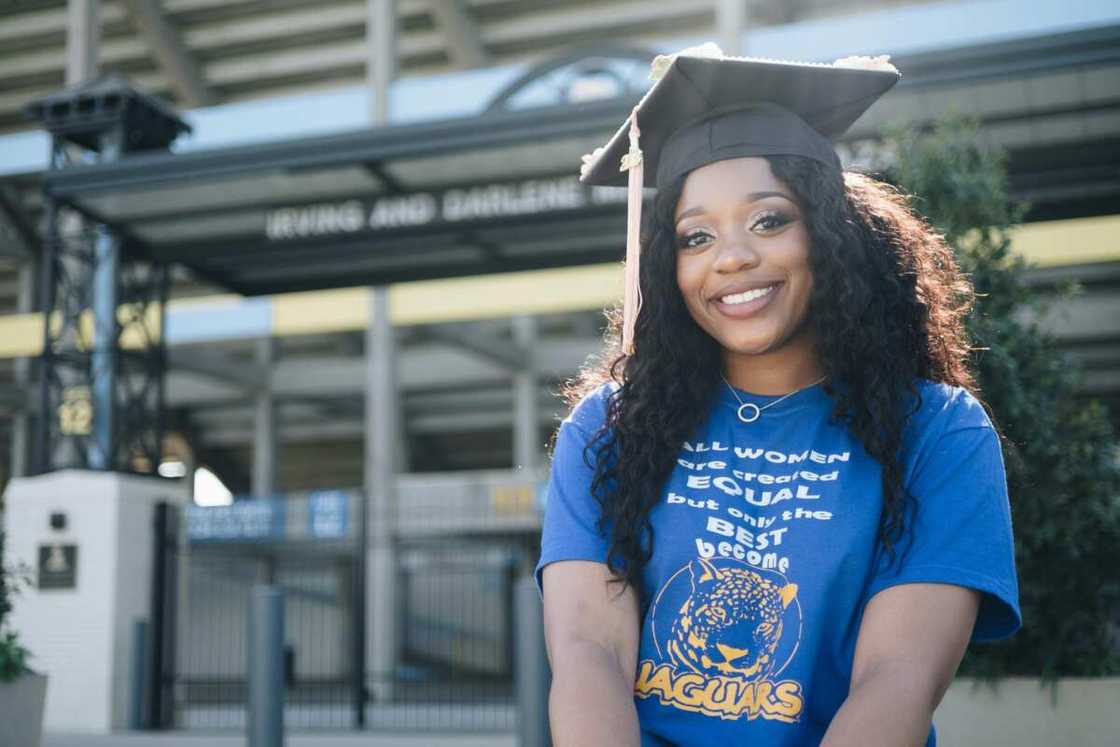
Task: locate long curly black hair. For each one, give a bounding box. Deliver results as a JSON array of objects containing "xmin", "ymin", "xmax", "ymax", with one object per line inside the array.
[{"xmin": 564, "ymin": 154, "xmax": 978, "ymax": 600}]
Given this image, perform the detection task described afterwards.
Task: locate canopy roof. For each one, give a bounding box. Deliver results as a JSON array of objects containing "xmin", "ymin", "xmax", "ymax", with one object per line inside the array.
[{"xmin": 42, "ymin": 95, "xmax": 640, "ymax": 295}]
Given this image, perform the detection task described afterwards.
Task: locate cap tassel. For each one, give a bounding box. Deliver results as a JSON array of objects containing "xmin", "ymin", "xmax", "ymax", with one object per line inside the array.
[{"xmin": 620, "ymin": 108, "xmax": 644, "ymax": 356}]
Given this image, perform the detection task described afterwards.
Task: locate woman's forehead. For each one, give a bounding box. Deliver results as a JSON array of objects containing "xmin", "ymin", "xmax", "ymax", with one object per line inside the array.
[{"xmin": 676, "ymin": 157, "xmax": 791, "ymax": 216}]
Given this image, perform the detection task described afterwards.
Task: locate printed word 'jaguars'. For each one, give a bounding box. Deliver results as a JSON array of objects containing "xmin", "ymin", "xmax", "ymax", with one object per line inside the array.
[{"xmin": 635, "ymin": 662, "xmax": 803, "ymax": 722}]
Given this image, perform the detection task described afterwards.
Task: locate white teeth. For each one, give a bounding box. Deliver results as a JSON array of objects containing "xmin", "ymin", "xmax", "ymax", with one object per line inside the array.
[{"xmin": 719, "ymin": 285, "xmax": 775, "ymax": 305}]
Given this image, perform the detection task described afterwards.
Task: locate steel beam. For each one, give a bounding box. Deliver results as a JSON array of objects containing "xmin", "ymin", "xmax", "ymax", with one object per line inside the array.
[
  {"xmin": 66, "ymin": 0, "xmax": 100, "ymax": 85},
  {"xmin": 419, "ymin": 325, "xmax": 527, "ymax": 370},
  {"xmin": 512, "ymin": 315, "xmax": 538, "ymax": 471},
  {"xmin": 716, "ymin": 0, "xmax": 748, "ymax": 56},
  {"xmin": 251, "ymin": 338, "xmax": 277, "ymax": 497},
  {"xmin": 367, "ymin": 0, "xmax": 397, "ymax": 125},
  {"xmin": 167, "ymin": 348, "xmax": 266, "ymax": 392},
  {"xmin": 429, "ymin": 0, "xmax": 487, "ymax": 69},
  {"xmin": 122, "ymin": 0, "xmax": 215, "ymax": 107}
]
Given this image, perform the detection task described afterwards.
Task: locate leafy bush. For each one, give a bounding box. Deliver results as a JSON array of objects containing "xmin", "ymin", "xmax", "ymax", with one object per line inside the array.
[
  {"xmin": 885, "ymin": 116, "xmax": 1120, "ymax": 679},
  {"xmin": 0, "ymin": 529, "xmax": 33, "ymax": 682}
]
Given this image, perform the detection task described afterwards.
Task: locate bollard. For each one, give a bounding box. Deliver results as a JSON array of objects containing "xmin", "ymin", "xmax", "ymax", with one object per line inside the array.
[
  {"xmin": 248, "ymin": 585, "xmax": 285, "ymax": 747},
  {"xmin": 129, "ymin": 619, "xmax": 149, "ymax": 730},
  {"xmin": 514, "ymin": 575, "xmax": 552, "ymax": 747}
]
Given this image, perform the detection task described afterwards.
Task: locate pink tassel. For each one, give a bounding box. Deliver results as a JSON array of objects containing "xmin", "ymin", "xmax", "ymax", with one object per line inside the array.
[{"xmin": 621, "ymin": 108, "xmax": 644, "ymax": 356}]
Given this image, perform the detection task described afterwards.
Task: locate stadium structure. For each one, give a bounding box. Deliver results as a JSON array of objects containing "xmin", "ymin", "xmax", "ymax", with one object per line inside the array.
[{"xmin": 0, "ymin": 0, "xmax": 1117, "ymax": 737}]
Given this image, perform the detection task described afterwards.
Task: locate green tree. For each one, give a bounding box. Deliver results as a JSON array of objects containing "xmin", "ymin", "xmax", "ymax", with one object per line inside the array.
[{"xmin": 885, "ymin": 116, "xmax": 1120, "ymax": 679}]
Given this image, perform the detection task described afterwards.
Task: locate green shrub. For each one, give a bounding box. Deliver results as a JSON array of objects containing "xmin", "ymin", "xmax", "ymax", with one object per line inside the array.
[
  {"xmin": 885, "ymin": 116, "xmax": 1120, "ymax": 679},
  {"xmin": 0, "ymin": 529, "xmax": 33, "ymax": 682}
]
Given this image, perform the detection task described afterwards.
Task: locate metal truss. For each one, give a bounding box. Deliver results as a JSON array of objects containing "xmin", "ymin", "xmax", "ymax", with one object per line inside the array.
[
  {"xmin": 36, "ymin": 185, "xmax": 170, "ymax": 474},
  {"xmin": 26, "ymin": 75, "xmax": 188, "ymax": 475}
]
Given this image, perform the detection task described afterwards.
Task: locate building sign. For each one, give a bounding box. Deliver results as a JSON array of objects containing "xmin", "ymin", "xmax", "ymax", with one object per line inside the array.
[
  {"xmin": 38, "ymin": 543, "xmax": 77, "ymax": 590},
  {"xmin": 307, "ymin": 490, "xmax": 349, "ymax": 539},
  {"xmin": 264, "ymin": 176, "xmax": 629, "ymax": 241},
  {"xmin": 187, "ymin": 499, "xmax": 286, "ymax": 542}
]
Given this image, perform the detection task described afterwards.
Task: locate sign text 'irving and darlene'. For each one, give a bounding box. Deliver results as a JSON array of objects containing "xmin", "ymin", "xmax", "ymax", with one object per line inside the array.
[{"xmin": 264, "ymin": 176, "xmax": 628, "ymax": 241}]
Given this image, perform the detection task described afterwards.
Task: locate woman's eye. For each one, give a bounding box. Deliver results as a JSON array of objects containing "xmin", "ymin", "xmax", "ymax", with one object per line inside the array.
[
  {"xmin": 752, "ymin": 211, "xmax": 792, "ymax": 232},
  {"xmin": 676, "ymin": 230, "xmax": 713, "ymax": 249}
]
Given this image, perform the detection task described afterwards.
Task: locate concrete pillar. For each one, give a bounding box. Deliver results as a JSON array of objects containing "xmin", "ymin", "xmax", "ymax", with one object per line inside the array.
[
  {"xmin": 364, "ymin": 288, "xmax": 398, "ymax": 702},
  {"xmin": 66, "ymin": 0, "xmax": 100, "ymax": 86},
  {"xmin": 716, "ymin": 0, "xmax": 748, "ymax": 57},
  {"xmin": 367, "ymin": 0, "xmax": 396, "ymax": 125},
  {"xmin": 512, "ymin": 315, "xmax": 539, "ymax": 472},
  {"xmin": 251, "ymin": 338, "xmax": 277, "ymax": 498},
  {"xmin": 362, "ymin": 1, "xmax": 398, "ymax": 708}
]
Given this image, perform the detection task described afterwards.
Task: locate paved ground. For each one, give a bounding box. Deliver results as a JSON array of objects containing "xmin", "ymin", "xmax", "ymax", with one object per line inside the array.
[{"xmin": 45, "ymin": 732, "xmax": 516, "ymax": 747}]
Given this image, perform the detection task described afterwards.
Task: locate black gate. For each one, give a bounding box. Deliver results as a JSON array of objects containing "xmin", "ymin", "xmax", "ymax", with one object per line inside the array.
[
  {"xmin": 170, "ymin": 501, "xmax": 521, "ymax": 732},
  {"xmin": 177, "ymin": 548, "xmax": 359, "ymax": 730}
]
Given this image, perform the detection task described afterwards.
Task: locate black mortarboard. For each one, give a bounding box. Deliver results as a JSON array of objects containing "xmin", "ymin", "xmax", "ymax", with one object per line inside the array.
[{"xmin": 577, "ymin": 44, "xmax": 901, "ymax": 354}]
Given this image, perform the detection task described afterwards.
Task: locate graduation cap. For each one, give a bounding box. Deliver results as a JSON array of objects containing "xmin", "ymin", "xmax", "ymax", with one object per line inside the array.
[{"xmin": 579, "ymin": 43, "xmax": 901, "ymax": 355}]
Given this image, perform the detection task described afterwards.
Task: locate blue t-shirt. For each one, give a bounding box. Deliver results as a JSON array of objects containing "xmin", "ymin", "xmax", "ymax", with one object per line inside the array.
[{"xmin": 536, "ymin": 379, "xmax": 1020, "ymax": 747}]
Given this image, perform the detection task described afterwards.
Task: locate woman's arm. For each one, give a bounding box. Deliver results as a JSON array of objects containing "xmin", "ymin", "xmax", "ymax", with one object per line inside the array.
[
  {"xmin": 821, "ymin": 582, "xmax": 979, "ymax": 747},
  {"xmin": 542, "ymin": 559, "xmax": 641, "ymax": 747}
]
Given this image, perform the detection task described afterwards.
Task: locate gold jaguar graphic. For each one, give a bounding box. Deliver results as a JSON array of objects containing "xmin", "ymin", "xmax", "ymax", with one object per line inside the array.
[{"xmin": 666, "ymin": 558, "xmax": 798, "ymax": 682}]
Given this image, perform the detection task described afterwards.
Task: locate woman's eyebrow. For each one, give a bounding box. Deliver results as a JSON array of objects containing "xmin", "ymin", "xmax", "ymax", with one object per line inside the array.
[{"xmin": 675, "ymin": 190, "xmax": 795, "ymax": 222}]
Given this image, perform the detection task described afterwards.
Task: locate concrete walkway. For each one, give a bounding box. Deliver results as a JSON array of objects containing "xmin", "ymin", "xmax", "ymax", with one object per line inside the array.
[{"xmin": 45, "ymin": 732, "xmax": 516, "ymax": 747}]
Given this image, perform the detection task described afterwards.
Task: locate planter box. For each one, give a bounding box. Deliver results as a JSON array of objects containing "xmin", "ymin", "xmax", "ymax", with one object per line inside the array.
[
  {"xmin": 0, "ymin": 672, "xmax": 47, "ymax": 747},
  {"xmin": 935, "ymin": 676, "xmax": 1120, "ymax": 747}
]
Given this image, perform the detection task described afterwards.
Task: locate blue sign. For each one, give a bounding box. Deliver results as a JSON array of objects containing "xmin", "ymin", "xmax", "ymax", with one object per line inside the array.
[
  {"xmin": 187, "ymin": 499, "xmax": 286, "ymax": 542},
  {"xmin": 307, "ymin": 490, "xmax": 350, "ymax": 539}
]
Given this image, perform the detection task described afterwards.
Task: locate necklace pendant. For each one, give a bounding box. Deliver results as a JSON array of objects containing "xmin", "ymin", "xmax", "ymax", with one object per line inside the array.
[{"xmin": 737, "ymin": 402, "xmax": 761, "ymax": 424}]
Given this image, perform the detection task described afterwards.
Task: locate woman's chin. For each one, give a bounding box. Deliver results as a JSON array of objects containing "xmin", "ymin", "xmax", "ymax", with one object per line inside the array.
[{"xmin": 714, "ymin": 334, "xmax": 778, "ymax": 357}]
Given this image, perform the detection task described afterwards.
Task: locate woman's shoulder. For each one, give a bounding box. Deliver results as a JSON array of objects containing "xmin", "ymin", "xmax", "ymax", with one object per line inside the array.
[
  {"xmin": 561, "ymin": 380, "xmax": 620, "ymax": 437},
  {"xmin": 909, "ymin": 378, "xmax": 993, "ymax": 432}
]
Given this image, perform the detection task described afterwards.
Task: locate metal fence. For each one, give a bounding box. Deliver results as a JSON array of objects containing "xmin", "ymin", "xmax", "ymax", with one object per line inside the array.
[
  {"xmin": 171, "ymin": 476, "xmax": 540, "ymax": 733},
  {"xmin": 178, "ymin": 551, "xmax": 361, "ymax": 730}
]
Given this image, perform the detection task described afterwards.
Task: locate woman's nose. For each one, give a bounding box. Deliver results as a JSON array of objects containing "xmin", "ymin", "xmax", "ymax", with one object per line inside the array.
[{"xmin": 713, "ymin": 235, "xmax": 761, "ymax": 273}]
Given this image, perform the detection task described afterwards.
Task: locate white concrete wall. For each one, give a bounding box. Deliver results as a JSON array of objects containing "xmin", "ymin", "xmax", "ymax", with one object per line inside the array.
[
  {"xmin": 935, "ymin": 677, "xmax": 1120, "ymax": 747},
  {"xmin": 3, "ymin": 470, "xmax": 186, "ymax": 733}
]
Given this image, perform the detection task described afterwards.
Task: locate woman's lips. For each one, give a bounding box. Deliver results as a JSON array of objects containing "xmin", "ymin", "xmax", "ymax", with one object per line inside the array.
[{"xmin": 710, "ymin": 282, "xmax": 781, "ymax": 319}]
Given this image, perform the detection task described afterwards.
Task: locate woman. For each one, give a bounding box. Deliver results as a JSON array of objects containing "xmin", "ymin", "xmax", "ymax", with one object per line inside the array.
[{"xmin": 536, "ymin": 47, "xmax": 1020, "ymax": 746}]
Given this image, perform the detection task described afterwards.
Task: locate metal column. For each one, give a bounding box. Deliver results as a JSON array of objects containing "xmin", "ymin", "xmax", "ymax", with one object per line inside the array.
[
  {"xmin": 515, "ymin": 574, "xmax": 552, "ymax": 747},
  {"xmin": 364, "ymin": 288, "xmax": 398, "ymax": 704},
  {"xmin": 362, "ymin": 0, "xmax": 398, "ymax": 710},
  {"xmin": 512, "ymin": 315, "xmax": 539, "ymax": 472},
  {"xmin": 88, "ymin": 128, "xmax": 123, "ymax": 469},
  {"xmin": 367, "ymin": 0, "xmax": 396, "ymax": 125},
  {"xmin": 10, "ymin": 263, "xmax": 35, "ymax": 478},
  {"xmin": 717, "ymin": 0, "xmax": 748, "ymax": 57},
  {"xmin": 248, "ymin": 586, "xmax": 285, "ymax": 747},
  {"xmin": 66, "ymin": 0, "xmax": 100, "ymax": 86},
  {"xmin": 252, "ymin": 338, "xmax": 277, "ymax": 497}
]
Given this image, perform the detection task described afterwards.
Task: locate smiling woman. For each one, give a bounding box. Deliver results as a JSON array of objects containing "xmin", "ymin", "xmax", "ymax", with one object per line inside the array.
[{"xmin": 536, "ymin": 46, "xmax": 1020, "ymax": 747}]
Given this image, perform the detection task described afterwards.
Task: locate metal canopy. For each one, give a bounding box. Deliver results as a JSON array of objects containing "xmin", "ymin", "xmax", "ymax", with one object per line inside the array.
[{"xmin": 41, "ymin": 95, "xmax": 638, "ymax": 295}]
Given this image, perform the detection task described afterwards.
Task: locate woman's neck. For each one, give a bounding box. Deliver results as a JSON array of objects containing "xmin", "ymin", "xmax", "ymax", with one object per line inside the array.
[{"xmin": 721, "ymin": 335, "xmax": 823, "ymax": 396}]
